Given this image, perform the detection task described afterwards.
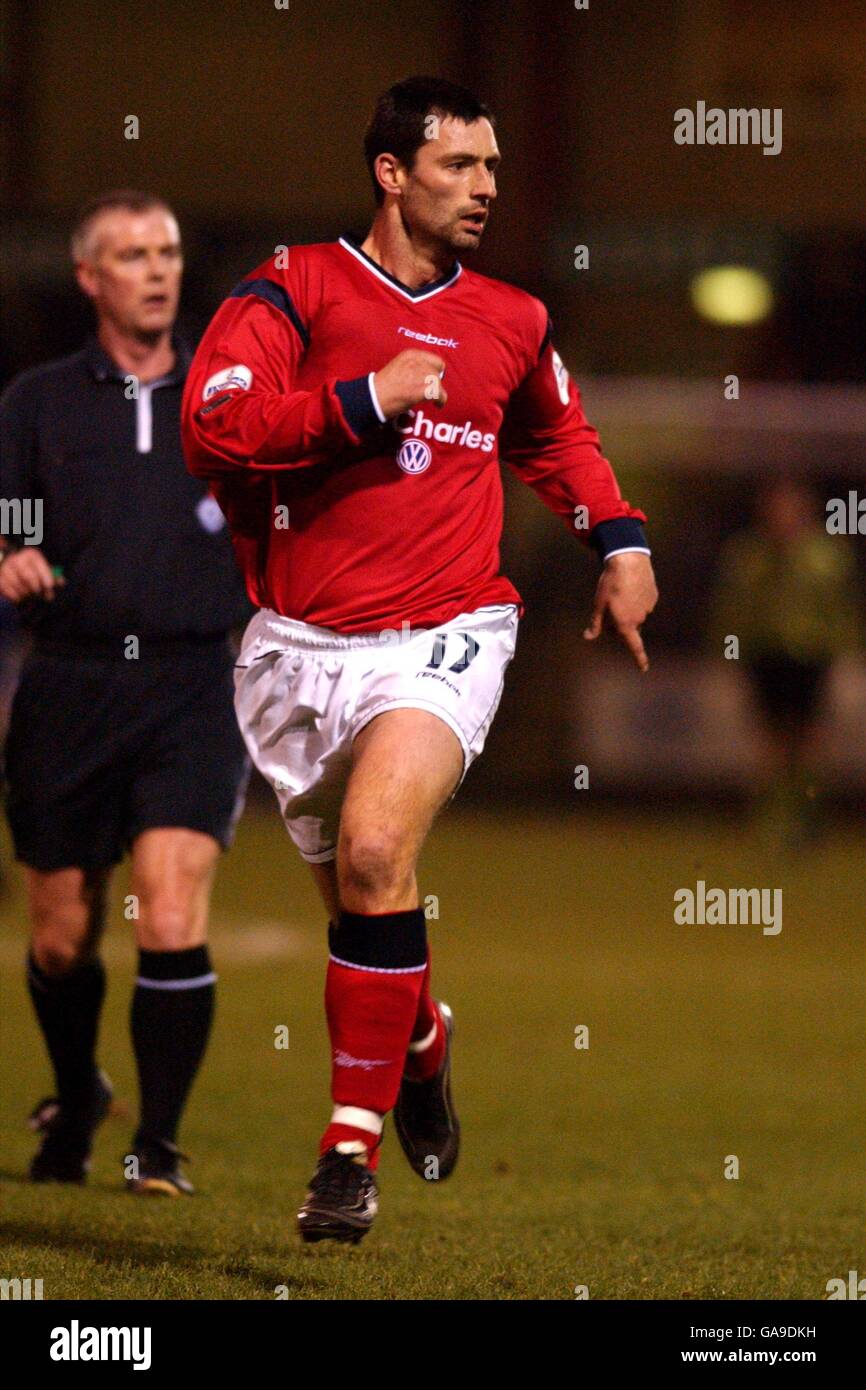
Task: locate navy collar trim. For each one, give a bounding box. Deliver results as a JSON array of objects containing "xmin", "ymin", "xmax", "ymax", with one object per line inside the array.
[{"xmin": 338, "ymin": 235, "xmax": 462, "ymax": 302}]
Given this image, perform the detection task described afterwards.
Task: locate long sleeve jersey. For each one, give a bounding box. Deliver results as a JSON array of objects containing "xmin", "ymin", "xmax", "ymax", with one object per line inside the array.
[{"xmin": 182, "ymin": 235, "xmax": 648, "ymax": 633}]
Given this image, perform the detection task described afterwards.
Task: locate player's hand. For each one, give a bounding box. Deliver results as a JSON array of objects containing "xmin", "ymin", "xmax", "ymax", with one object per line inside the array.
[
  {"xmin": 0, "ymin": 547, "xmax": 65, "ymax": 603},
  {"xmin": 373, "ymin": 349, "xmax": 448, "ymax": 418},
  {"xmin": 583, "ymin": 551, "xmax": 658, "ymax": 672}
]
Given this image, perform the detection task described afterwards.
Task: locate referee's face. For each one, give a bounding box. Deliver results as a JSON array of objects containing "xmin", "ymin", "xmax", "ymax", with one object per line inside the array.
[
  {"xmin": 399, "ymin": 116, "xmax": 499, "ymax": 257},
  {"xmin": 76, "ymin": 208, "xmax": 183, "ymax": 341}
]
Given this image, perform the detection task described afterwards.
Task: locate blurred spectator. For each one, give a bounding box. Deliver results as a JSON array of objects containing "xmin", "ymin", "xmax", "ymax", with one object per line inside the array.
[{"xmin": 709, "ymin": 478, "xmax": 862, "ymax": 846}]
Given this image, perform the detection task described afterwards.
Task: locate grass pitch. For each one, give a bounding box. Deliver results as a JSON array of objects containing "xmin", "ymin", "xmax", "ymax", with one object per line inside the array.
[{"xmin": 1, "ymin": 801, "xmax": 863, "ymax": 1300}]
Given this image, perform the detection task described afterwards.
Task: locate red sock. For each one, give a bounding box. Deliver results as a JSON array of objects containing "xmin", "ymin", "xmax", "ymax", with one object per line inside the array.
[
  {"xmin": 410, "ymin": 950, "xmax": 437, "ymax": 1041},
  {"xmin": 320, "ymin": 909, "xmax": 427, "ymax": 1170},
  {"xmin": 404, "ymin": 949, "xmax": 446, "ymax": 1081}
]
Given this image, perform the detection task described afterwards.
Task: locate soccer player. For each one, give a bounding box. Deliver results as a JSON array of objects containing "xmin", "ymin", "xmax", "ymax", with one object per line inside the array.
[
  {"xmin": 183, "ymin": 77, "xmax": 658, "ymax": 1242},
  {"xmin": 0, "ymin": 192, "xmax": 250, "ymax": 1194}
]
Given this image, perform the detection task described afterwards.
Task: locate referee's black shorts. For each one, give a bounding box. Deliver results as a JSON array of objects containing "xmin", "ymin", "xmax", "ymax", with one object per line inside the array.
[{"xmin": 3, "ymin": 635, "xmax": 250, "ymax": 872}]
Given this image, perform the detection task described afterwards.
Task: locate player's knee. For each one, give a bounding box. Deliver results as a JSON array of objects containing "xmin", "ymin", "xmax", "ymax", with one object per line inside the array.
[
  {"xmin": 31, "ymin": 932, "xmax": 93, "ymax": 978},
  {"xmin": 136, "ymin": 897, "xmax": 202, "ymax": 951},
  {"xmin": 27, "ymin": 870, "xmax": 107, "ymax": 973},
  {"xmin": 337, "ymin": 830, "xmax": 409, "ymax": 902}
]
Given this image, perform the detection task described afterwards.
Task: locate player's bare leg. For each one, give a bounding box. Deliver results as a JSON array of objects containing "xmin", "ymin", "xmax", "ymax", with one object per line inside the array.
[
  {"xmin": 337, "ymin": 707, "xmax": 462, "ymax": 909},
  {"xmin": 125, "ymin": 827, "xmax": 220, "ymax": 1195},
  {"xmin": 308, "ymin": 862, "xmax": 341, "ymax": 925},
  {"xmin": 26, "ymin": 866, "xmax": 113, "ymax": 1182},
  {"xmin": 298, "ymin": 709, "xmax": 463, "ymax": 1242}
]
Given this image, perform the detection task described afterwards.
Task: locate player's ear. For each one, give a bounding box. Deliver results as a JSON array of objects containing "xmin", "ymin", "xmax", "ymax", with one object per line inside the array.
[{"xmin": 374, "ymin": 152, "xmax": 404, "ymax": 200}]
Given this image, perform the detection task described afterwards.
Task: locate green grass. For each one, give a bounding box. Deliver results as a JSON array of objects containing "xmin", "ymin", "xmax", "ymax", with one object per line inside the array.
[{"xmin": 1, "ymin": 802, "xmax": 863, "ymax": 1299}]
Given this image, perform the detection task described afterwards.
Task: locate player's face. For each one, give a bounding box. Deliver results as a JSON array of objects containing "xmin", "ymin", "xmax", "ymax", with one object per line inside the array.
[
  {"xmin": 401, "ymin": 116, "xmax": 499, "ymax": 254},
  {"xmin": 75, "ymin": 209, "xmax": 183, "ymax": 339}
]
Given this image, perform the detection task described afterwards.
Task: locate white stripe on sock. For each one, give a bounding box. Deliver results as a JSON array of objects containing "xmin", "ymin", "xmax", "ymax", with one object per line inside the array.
[
  {"xmin": 330, "ymin": 1104, "xmax": 384, "ymax": 1136},
  {"xmin": 329, "ymin": 953, "xmax": 426, "ymax": 975},
  {"xmin": 135, "ymin": 971, "xmax": 217, "ymax": 991}
]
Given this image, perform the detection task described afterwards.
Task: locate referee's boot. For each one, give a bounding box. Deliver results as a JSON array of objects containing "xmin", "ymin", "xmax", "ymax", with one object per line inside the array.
[
  {"xmin": 125, "ymin": 1136, "xmax": 195, "ymax": 1197},
  {"xmin": 28, "ymin": 1068, "xmax": 113, "ymax": 1184},
  {"xmin": 394, "ymin": 1001, "xmax": 460, "ymax": 1181},
  {"xmin": 297, "ymin": 1145, "xmax": 379, "ymax": 1244}
]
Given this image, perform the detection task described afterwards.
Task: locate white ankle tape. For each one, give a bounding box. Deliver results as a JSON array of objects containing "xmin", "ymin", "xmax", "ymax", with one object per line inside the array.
[{"xmin": 331, "ymin": 1105, "xmax": 383, "ymax": 1136}]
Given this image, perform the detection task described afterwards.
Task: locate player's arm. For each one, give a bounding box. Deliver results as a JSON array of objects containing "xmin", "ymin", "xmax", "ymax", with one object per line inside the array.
[
  {"xmin": 183, "ymin": 287, "xmax": 367, "ymax": 477},
  {"xmin": 0, "ymin": 377, "xmax": 63, "ymax": 602},
  {"xmin": 500, "ymin": 318, "xmax": 657, "ymax": 671},
  {"xmin": 182, "ymin": 280, "xmax": 447, "ymax": 480}
]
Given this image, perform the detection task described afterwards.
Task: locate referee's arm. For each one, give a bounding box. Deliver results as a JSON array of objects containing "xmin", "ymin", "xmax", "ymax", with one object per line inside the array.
[{"xmin": 0, "ymin": 377, "xmax": 63, "ymax": 602}]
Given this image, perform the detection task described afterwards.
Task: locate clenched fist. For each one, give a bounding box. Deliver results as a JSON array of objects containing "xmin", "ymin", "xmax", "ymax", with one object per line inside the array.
[
  {"xmin": 0, "ymin": 547, "xmax": 64, "ymax": 603},
  {"xmin": 373, "ymin": 350, "xmax": 448, "ymax": 419}
]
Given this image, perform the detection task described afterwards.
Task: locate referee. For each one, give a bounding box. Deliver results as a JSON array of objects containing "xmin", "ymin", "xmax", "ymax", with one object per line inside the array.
[{"xmin": 0, "ymin": 191, "xmax": 251, "ymax": 1195}]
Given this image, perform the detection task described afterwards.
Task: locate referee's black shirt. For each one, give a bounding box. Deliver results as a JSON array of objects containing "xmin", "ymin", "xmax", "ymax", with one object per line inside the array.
[{"xmin": 0, "ymin": 338, "xmax": 251, "ymax": 644}]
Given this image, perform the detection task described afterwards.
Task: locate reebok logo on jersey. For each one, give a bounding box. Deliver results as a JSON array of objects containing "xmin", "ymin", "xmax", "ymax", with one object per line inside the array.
[
  {"xmin": 202, "ymin": 363, "xmax": 252, "ymax": 401},
  {"xmin": 398, "ymin": 326, "xmax": 459, "ymax": 349},
  {"xmin": 396, "ymin": 408, "xmax": 495, "ymax": 453}
]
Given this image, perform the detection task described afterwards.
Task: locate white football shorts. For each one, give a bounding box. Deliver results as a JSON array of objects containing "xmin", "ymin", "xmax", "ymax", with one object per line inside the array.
[{"xmin": 233, "ymin": 603, "xmax": 520, "ymax": 862}]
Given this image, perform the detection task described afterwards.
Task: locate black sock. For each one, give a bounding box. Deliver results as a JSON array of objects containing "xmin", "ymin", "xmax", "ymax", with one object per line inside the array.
[
  {"xmin": 130, "ymin": 945, "xmax": 216, "ymax": 1147},
  {"xmin": 27, "ymin": 953, "xmax": 106, "ymax": 1129}
]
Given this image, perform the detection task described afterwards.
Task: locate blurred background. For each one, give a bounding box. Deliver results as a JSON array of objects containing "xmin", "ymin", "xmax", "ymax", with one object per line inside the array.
[{"xmin": 2, "ymin": 0, "xmax": 865, "ymax": 822}]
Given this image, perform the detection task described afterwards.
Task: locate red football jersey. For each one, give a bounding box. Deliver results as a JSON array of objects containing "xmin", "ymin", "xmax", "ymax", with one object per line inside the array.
[{"xmin": 182, "ymin": 236, "xmax": 648, "ymax": 633}]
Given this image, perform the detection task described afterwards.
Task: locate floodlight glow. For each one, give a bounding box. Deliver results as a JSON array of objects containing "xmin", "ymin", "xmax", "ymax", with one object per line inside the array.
[{"xmin": 690, "ymin": 266, "xmax": 774, "ymax": 325}]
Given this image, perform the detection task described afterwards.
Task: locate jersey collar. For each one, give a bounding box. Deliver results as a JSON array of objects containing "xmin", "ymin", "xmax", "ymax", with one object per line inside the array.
[
  {"xmin": 338, "ymin": 235, "xmax": 462, "ymax": 302},
  {"xmin": 84, "ymin": 335, "xmax": 192, "ymax": 384}
]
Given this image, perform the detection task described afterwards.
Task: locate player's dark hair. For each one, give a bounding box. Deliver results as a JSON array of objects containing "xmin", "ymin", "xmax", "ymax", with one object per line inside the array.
[
  {"xmin": 364, "ymin": 77, "xmax": 495, "ymax": 206},
  {"xmin": 70, "ymin": 190, "xmax": 176, "ymax": 260}
]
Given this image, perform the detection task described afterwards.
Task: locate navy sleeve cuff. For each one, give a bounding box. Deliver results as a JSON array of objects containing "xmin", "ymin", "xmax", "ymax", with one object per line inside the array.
[
  {"xmin": 334, "ymin": 375, "xmax": 382, "ymax": 438},
  {"xmin": 590, "ymin": 517, "xmax": 650, "ymax": 561}
]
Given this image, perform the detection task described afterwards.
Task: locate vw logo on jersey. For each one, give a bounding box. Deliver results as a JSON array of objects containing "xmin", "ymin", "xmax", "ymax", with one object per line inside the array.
[{"xmin": 397, "ymin": 438, "xmax": 432, "ymax": 474}]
